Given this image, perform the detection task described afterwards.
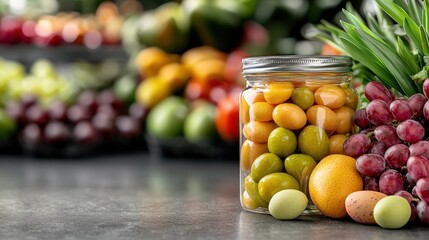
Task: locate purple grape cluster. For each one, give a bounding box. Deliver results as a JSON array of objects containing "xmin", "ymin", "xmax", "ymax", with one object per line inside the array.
[
  {"xmin": 344, "ymin": 80, "xmax": 429, "ymax": 225},
  {"xmin": 6, "ymin": 90, "xmax": 147, "ymax": 155}
]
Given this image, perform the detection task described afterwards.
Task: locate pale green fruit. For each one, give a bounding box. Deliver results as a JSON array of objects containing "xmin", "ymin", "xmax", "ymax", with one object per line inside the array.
[
  {"xmin": 374, "ymin": 196, "xmax": 411, "ymax": 229},
  {"xmin": 269, "ymin": 189, "xmax": 308, "ymax": 220}
]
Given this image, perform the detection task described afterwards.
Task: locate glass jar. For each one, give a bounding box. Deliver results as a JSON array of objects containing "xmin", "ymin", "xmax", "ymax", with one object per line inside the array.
[{"xmin": 239, "ymin": 55, "xmax": 358, "ymax": 214}]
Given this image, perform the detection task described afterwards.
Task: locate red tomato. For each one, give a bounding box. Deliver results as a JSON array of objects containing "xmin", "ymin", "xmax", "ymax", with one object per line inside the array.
[
  {"xmin": 215, "ymin": 94, "xmax": 240, "ymax": 142},
  {"xmin": 185, "ymin": 78, "xmax": 229, "ymax": 104}
]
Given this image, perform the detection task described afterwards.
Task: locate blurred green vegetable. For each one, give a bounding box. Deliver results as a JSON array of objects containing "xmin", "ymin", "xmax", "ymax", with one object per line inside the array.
[
  {"xmin": 0, "ymin": 108, "xmax": 16, "ymax": 142},
  {"xmin": 137, "ymin": 2, "xmax": 190, "ymax": 53},
  {"xmin": 183, "ymin": 0, "xmax": 259, "ymax": 52}
]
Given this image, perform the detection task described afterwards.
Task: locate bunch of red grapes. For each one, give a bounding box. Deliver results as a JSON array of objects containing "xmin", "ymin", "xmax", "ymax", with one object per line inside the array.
[
  {"xmin": 6, "ymin": 90, "xmax": 147, "ymax": 157},
  {"xmin": 343, "ymin": 80, "xmax": 429, "ymax": 225}
]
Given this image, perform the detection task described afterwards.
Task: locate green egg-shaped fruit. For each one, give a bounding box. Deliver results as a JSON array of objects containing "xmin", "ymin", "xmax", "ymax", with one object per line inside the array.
[
  {"xmin": 267, "ymin": 127, "xmax": 297, "ymax": 158},
  {"xmin": 298, "ymin": 125, "xmax": 330, "ymax": 162},
  {"xmin": 284, "ymin": 154, "xmax": 317, "ymax": 196},
  {"xmin": 258, "ymin": 172, "xmax": 299, "ymax": 202},
  {"xmin": 244, "ymin": 175, "xmax": 268, "ymax": 208},
  {"xmin": 269, "ymin": 189, "xmax": 308, "ymax": 220},
  {"xmin": 292, "ymin": 87, "xmax": 314, "ymax": 110},
  {"xmin": 374, "ymin": 196, "xmax": 411, "ymax": 229},
  {"xmin": 250, "ymin": 153, "xmax": 284, "ymax": 183}
]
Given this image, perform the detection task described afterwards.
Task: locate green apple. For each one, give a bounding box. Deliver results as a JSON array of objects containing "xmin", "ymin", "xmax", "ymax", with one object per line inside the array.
[
  {"xmin": 184, "ymin": 101, "xmax": 217, "ymax": 144},
  {"xmin": 113, "ymin": 74, "xmax": 138, "ymax": 105},
  {"xmin": 146, "ymin": 96, "xmax": 189, "ymax": 139}
]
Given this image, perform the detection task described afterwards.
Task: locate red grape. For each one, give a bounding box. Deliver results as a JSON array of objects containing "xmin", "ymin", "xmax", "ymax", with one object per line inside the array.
[
  {"xmin": 48, "ymin": 100, "xmax": 68, "ymax": 121},
  {"xmin": 92, "ymin": 113, "xmax": 116, "ymax": 138},
  {"xmin": 384, "ymin": 144, "xmax": 409, "ymax": 169},
  {"xmin": 115, "ymin": 116, "xmax": 141, "ymax": 139},
  {"xmin": 409, "ymin": 203, "xmax": 417, "ymax": 223},
  {"xmin": 364, "ymin": 81, "xmax": 393, "ymax": 104},
  {"xmin": 396, "ymin": 119, "xmax": 425, "ymax": 144},
  {"xmin": 379, "ymin": 169, "xmax": 404, "ymax": 195},
  {"xmin": 77, "ymin": 90, "xmax": 98, "ymax": 114},
  {"xmin": 129, "ymin": 102, "xmax": 148, "ymax": 125},
  {"xmin": 373, "ymin": 125, "xmax": 401, "ymax": 147},
  {"xmin": 365, "ymin": 99, "xmax": 393, "ymax": 126},
  {"xmin": 21, "ymin": 124, "xmax": 42, "ymax": 145},
  {"xmin": 97, "ymin": 90, "xmax": 125, "ymax": 114},
  {"xmin": 408, "ymin": 93, "xmax": 427, "ymax": 118},
  {"xmin": 410, "ymin": 141, "xmax": 429, "ymax": 159},
  {"xmin": 368, "ymin": 142, "xmax": 387, "ymax": 156},
  {"xmin": 364, "ymin": 176, "xmax": 379, "ymax": 191},
  {"xmin": 25, "ymin": 105, "xmax": 49, "ymax": 126},
  {"xmin": 353, "ymin": 109, "xmax": 370, "ymax": 129},
  {"xmin": 407, "ymin": 155, "xmax": 429, "ymax": 181},
  {"xmin": 359, "ymin": 127, "xmax": 375, "ymax": 135},
  {"xmin": 20, "ymin": 95, "xmax": 38, "ymax": 109},
  {"xmin": 417, "ymin": 200, "xmax": 429, "ymax": 225},
  {"xmin": 423, "ymin": 78, "xmax": 429, "ymax": 98},
  {"xmin": 424, "ymin": 100, "xmax": 429, "ymax": 121},
  {"xmin": 390, "ymin": 99, "xmax": 413, "ymax": 122},
  {"xmin": 73, "ymin": 121, "xmax": 99, "ymax": 145},
  {"xmin": 343, "ymin": 133, "xmax": 371, "ymax": 158},
  {"xmin": 415, "ymin": 178, "xmax": 429, "ymax": 204},
  {"xmin": 6, "ymin": 101, "xmax": 26, "ymax": 124},
  {"xmin": 96, "ymin": 104, "xmax": 117, "ymax": 120},
  {"xmin": 44, "ymin": 121, "xmax": 70, "ymax": 144},
  {"xmin": 394, "ymin": 190, "xmax": 414, "ymax": 203},
  {"xmin": 356, "ymin": 154, "xmax": 386, "ymax": 177},
  {"xmin": 67, "ymin": 105, "xmax": 91, "ymax": 124},
  {"xmin": 406, "ymin": 172, "xmax": 416, "ymax": 187}
]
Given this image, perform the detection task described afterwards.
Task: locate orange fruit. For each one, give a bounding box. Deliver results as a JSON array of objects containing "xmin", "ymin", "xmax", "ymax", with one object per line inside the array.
[{"xmin": 309, "ymin": 154, "xmax": 363, "ymax": 218}]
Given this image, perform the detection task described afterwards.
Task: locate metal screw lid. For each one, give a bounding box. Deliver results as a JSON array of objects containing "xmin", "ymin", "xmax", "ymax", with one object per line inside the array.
[{"xmin": 242, "ymin": 55, "xmax": 353, "ymax": 73}]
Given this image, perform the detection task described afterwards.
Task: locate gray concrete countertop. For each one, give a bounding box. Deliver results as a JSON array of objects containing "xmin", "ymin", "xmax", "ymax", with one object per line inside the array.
[{"xmin": 0, "ymin": 153, "xmax": 427, "ymax": 239}]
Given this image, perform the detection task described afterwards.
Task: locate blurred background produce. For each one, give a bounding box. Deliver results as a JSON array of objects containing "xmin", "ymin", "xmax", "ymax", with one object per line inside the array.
[{"xmin": 0, "ymin": 0, "xmax": 364, "ymax": 158}]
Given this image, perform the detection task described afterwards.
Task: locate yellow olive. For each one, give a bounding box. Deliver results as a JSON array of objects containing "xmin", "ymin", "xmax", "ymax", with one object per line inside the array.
[
  {"xmin": 243, "ymin": 121, "xmax": 278, "ymax": 143},
  {"xmin": 241, "ymin": 90, "xmax": 266, "ymax": 124},
  {"xmin": 272, "ymin": 103, "xmax": 307, "ymax": 130},
  {"xmin": 314, "ymin": 84, "xmax": 346, "ymax": 109},
  {"xmin": 250, "ymin": 102, "xmax": 275, "ymax": 122},
  {"xmin": 329, "ymin": 134, "xmax": 348, "ymax": 154},
  {"xmin": 334, "ymin": 106, "xmax": 355, "ymax": 134},
  {"xmin": 242, "ymin": 190, "xmax": 258, "ymax": 210},
  {"xmin": 264, "ymin": 82, "xmax": 294, "ymax": 104},
  {"xmin": 244, "ymin": 175, "xmax": 269, "ymax": 208},
  {"xmin": 240, "ymin": 140, "xmax": 269, "ymax": 172},
  {"xmin": 258, "ymin": 172, "xmax": 300, "ymax": 202},
  {"xmin": 306, "ymin": 105, "xmax": 337, "ymax": 131}
]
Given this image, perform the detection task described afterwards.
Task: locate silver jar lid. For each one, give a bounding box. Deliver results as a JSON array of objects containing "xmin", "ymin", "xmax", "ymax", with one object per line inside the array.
[{"xmin": 242, "ymin": 55, "xmax": 352, "ymax": 73}]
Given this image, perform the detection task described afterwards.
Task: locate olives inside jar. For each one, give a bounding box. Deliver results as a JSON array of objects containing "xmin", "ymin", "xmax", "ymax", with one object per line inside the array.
[{"xmin": 239, "ymin": 56, "xmax": 358, "ymax": 214}]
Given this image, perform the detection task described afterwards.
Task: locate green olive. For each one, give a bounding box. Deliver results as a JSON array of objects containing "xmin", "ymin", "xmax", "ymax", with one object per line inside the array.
[
  {"xmin": 267, "ymin": 127, "xmax": 297, "ymax": 159},
  {"xmin": 250, "ymin": 153, "xmax": 284, "ymax": 183},
  {"xmin": 284, "ymin": 154, "xmax": 317, "ymax": 196},
  {"xmin": 298, "ymin": 125, "xmax": 330, "ymax": 162},
  {"xmin": 244, "ymin": 175, "xmax": 269, "ymax": 208},
  {"xmin": 258, "ymin": 172, "xmax": 299, "ymax": 202},
  {"xmin": 291, "ymin": 87, "xmax": 314, "ymax": 110}
]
